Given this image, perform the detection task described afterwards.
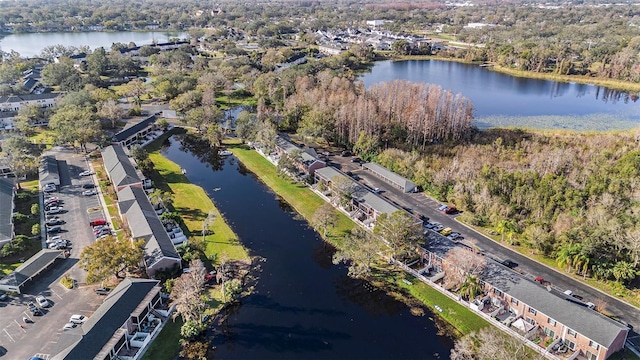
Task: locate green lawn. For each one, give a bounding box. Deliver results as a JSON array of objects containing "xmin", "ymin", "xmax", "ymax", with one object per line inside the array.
[
  {"xmin": 225, "ymin": 140, "xmax": 354, "ymax": 247},
  {"xmin": 141, "ymin": 317, "xmax": 184, "ymax": 360},
  {"xmin": 147, "ymin": 134, "xmax": 248, "ymax": 262}
]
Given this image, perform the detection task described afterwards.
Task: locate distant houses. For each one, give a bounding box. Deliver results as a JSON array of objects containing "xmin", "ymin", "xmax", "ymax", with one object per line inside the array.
[{"xmin": 0, "ymin": 93, "xmax": 58, "ymax": 112}]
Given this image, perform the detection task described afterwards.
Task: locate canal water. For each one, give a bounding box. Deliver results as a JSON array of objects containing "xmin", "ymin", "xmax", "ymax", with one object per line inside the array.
[{"xmin": 160, "ymin": 134, "xmax": 454, "ymax": 359}]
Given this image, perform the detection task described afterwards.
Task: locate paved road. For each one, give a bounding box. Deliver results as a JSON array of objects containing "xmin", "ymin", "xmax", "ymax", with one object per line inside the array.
[
  {"xmin": 0, "ymin": 148, "xmax": 107, "ymax": 360},
  {"xmin": 328, "ymin": 154, "xmax": 640, "ymax": 335}
]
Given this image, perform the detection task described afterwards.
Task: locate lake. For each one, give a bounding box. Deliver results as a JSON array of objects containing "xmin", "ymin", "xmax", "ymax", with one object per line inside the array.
[
  {"xmin": 160, "ymin": 134, "xmax": 454, "ymax": 359},
  {"xmin": 360, "ymin": 60, "xmax": 640, "ymax": 130},
  {"xmin": 0, "ymin": 31, "xmax": 187, "ymax": 57}
]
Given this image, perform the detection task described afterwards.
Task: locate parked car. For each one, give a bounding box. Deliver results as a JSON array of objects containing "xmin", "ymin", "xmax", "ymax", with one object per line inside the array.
[
  {"xmin": 447, "ymin": 232, "xmax": 462, "ymax": 241},
  {"xmin": 444, "ymin": 206, "xmax": 458, "ymax": 215},
  {"xmin": 437, "ymin": 204, "xmax": 449, "ymax": 212},
  {"xmin": 571, "ymin": 293, "xmax": 584, "ymax": 301},
  {"xmin": 44, "ymin": 198, "xmax": 60, "ymax": 206},
  {"xmin": 46, "ymin": 225, "xmax": 62, "ymax": 234},
  {"xmin": 372, "ymin": 188, "xmax": 382, "ymax": 194},
  {"xmin": 45, "ymin": 207, "xmax": 62, "ymax": 215},
  {"xmin": 82, "ymin": 189, "xmax": 98, "ymax": 196},
  {"xmin": 27, "ymin": 302, "xmax": 42, "ymax": 316},
  {"xmin": 35, "ymin": 295, "xmax": 50, "ymax": 308},
  {"xmin": 440, "ymin": 227, "xmax": 452, "ymax": 236},
  {"xmin": 63, "ymin": 322, "xmax": 77, "ymax": 330},
  {"xmin": 0, "ymin": 293, "xmax": 8, "ymax": 301},
  {"xmin": 43, "ymin": 184, "xmax": 56, "ymax": 193},
  {"xmin": 341, "ymin": 150, "xmax": 352, "ymax": 157},
  {"xmin": 46, "ymin": 236, "xmax": 61, "ymax": 244},
  {"xmin": 432, "ymin": 224, "xmax": 445, "ymax": 232},
  {"xmin": 69, "ymin": 314, "xmax": 87, "ymax": 324},
  {"xmin": 89, "ymin": 219, "xmax": 107, "ymax": 227},
  {"xmin": 46, "ymin": 217, "xmax": 64, "ymax": 226},
  {"xmin": 79, "ymin": 170, "xmax": 94, "ymax": 177},
  {"xmin": 351, "ymin": 157, "xmax": 362, "ymax": 163},
  {"xmin": 94, "ymin": 287, "xmax": 111, "ymax": 296},
  {"xmin": 501, "ymin": 259, "xmax": 518, "ymax": 269},
  {"xmin": 82, "ymin": 183, "xmax": 95, "ymax": 189},
  {"xmin": 424, "ymin": 222, "xmax": 435, "ymax": 229},
  {"xmin": 94, "ymin": 228, "xmax": 110, "ymax": 236}
]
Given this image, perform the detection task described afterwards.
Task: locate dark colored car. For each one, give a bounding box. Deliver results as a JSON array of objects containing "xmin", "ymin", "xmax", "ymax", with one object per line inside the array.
[
  {"xmin": 95, "ymin": 287, "xmax": 111, "ymax": 295},
  {"xmin": 501, "ymin": 259, "xmax": 518, "ymax": 269},
  {"xmin": 82, "ymin": 183, "xmax": 96, "ymax": 189},
  {"xmin": 46, "ymin": 225, "xmax": 62, "ymax": 234},
  {"xmin": 444, "ymin": 206, "xmax": 458, "ymax": 214}
]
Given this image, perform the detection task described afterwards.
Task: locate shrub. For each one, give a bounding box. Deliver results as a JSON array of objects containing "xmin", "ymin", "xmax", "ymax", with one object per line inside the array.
[
  {"xmin": 30, "ymin": 203, "xmax": 39, "ymax": 216},
  {"xmin": 31, "ymin": 224, "xmax": 41, "ymax": 236},
  {"xmin": 12, "ymin": 213, "xmax": 29, "ymax": 224},
  {"xmin": 60, "ymin": 275, "xmax": 74, "ymax": 289}
]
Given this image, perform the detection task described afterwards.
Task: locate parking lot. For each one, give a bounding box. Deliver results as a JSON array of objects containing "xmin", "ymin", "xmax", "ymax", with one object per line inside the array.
[{"xmin": 0, "ymin": 147, "xmax": 109, "ymax": 359}]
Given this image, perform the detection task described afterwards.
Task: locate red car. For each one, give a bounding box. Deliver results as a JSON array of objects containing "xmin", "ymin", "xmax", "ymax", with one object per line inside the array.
[
  {"xmin": 443, "ymin": 206, "xmax": 458, "ymax": 214},
  {"xmin": 89, "ymin": 219, "xmax": 107, "ymax": 227}
]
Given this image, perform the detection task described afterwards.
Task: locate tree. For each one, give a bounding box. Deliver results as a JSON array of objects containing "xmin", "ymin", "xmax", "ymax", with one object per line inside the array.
[
  {"xmin": 48, "ymin": 104, "xmax": 101, "ymax": 152},
  {"xmin": 235, "ymin": 111, "xmax": 258, "ymax": 141},
  {"xmin": 41, "ymin": 58, "xmax": 83, "ymax": 91},
  {"xmin": 86, "ymin": 47, "xmax": 109, "ymax": 76},
  {"xmin": 79, "ymin": 236, "xmax": 145, "ymax": 283},
  {"xmin": 451, "ymin": 326, "xmax": 530, "ymax": 360},
  {"xmin": 333, "ymin": 227, "xmax": 382, "ymax": 278},
  {"xmin": 612, "ymin": 261, "xmax": 636, "ymax": 284},
  {"xmin": 97, "ymin": 99, "xmax": 124, "ymax": 128},
  {"xmin": 202, "ymin": 210, "xmax": 216, "ymax": 241},
  {"xmin": 312, "ymin": 203, "xmax": 339, "ymax": 237},
  {"xmin": 15, "ymin": 104, "xmax": 44, "ymax": 136},
  {"xmin": 170, "ymin": 259, "xmax": 207, "ymax": 323},
  {"xmin": 117, "ymin": 78, "xmax": 147, "ymax": 108},
  {"xmin": 459, "ymin": 274, "xmax": 482, "ymax": 301},
  {"xmin": 330, "ymin": 175, "xmax": 355, "ymax": 208},
  {"xmin": 495, "ymin": 219, "xmax": 515, "ymax": 243},
  {"xmin": 149, "ymin": 189, "xmax": 174, "ymax": 209},
  {"xmin": 442, "ymin": 247, "xmax": 487, "ymax": 291},
  {"xmin": 373, "ymin": 211, "xmax": 422, "ymax": 261}
]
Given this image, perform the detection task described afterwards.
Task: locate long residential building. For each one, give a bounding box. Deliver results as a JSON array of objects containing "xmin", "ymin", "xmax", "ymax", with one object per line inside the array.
[
  {"xmin": 0, "ymin": 93, "xmax": 58, "ymax": 112},
  {"xmin": 422, "ymin": 236, "xmax": 629, "ymax": 360},
  {"xmin": 0, "ymin": 177, "xmax": 16, "ymax": 248}
]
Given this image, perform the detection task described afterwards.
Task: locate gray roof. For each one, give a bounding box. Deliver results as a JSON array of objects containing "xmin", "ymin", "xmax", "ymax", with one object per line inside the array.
[
  {"xmin": 39, "ymin": 156, "xmax": 60, "ymax": 183},
  {"xmin": 0, "ymin": 178, "xmax": 15, "ymax": 243},
  {"xmin": 51, "ymin": 278, "xmax": 160, "ymax": 360},
  {"xmin": 117, "ymin": 186, "xmax": 180, "ymax": 268},
  {"xmin": 112, "ymin": 114, "xmax": 157, "ymax": 143},
  {"xmin": 425, "ymin": 234, "xmax": 628, "ymax": 348},
  {"xmin": 315, "ymin": 166, "xmax": 402, "ymax": 216},
  {"xmin": 0, "ymin": 249, "xmax": 63, "ymax": 288},
  {"xmin": 101, "ymin": 145, "xmax": 142, "ymax": 187},
  {"xmin": 0, "ymin": 93, "xmax": 58, "ymax": 103},
  {"xmin": 275, "ymin": 135, "xmax": 320, "ymax": 163},
  {"xmin": 362, "ymin": 162, "xmax": 416, "ymax": 191}
]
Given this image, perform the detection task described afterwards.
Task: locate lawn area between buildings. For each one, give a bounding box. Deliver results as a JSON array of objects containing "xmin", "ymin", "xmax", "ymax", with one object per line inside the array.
[{"xmin": 226, "ymin": 139, "xmax": 492, "ymax": 336}]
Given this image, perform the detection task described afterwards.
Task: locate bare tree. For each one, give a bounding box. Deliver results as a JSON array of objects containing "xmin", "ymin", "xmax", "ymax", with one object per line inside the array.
[
  {"xmin": 451, "ymin": 327, "xmax": 531, "ymax": 360},
  {"xmin": 170, "ymin": 259, "xmax": 207, "ymax": 323},
  {"xmin": 97, "ymin": 99, "xmax": 125, "ymax": 128},
  {"xmin": 442, "ymin": 247, "xmax": 487, "ymax": 291}
]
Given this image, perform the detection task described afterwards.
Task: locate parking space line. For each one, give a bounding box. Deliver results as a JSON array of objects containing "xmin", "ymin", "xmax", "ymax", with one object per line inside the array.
[
  {"xmin": 13, "ymin": 320, "xmax": 25, "ymax": 333},
  {"xmin": 50, "ymin": 288, "xmax": 63, "ymax": 300},
  {"xmin": 3, "ymin": 328, "xmax": 15, "ymax": 342}
]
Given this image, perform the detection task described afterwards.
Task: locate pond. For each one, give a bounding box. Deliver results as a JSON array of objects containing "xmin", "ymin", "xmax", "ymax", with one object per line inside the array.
[
  {"xmin": 360, "ymin": 60, "xmax": 640, "ymax": 130},
  {"xmin": 160, "ymin": 133, "xmax": 454, "ymax": 359}
]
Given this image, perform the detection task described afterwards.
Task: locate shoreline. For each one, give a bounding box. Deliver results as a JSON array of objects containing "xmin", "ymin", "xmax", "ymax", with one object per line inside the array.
[{"xmin": 387, "ymin": 55, "xmax": 640, "ymax": 93}]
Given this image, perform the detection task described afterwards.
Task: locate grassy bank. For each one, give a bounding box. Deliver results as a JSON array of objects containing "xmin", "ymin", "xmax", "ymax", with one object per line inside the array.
[
  {"xmin": 225, "ymin": 139, "xmax": 354, "ymax": 247},
  {"xmin": 141, "ymin": 131, "xmax": 249, "ymax": 360},
  {"xmin": 226, "ymin": 139, "xmax": 491, "ymax": 336}
]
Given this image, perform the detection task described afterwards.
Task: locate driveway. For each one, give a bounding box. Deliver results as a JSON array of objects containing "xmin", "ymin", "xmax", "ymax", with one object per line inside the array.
[
  {"xmin": 0, "ymin": 148, "xmax": 108, "ymax": 359},
  {"xmin": 332, "ymin": 154, "xmax": 640, "ymax": 335}
]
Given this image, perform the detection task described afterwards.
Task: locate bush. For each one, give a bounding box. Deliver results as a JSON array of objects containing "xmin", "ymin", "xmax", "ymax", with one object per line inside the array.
[
  {"xmin": 60, "ymin": 275, "xmax": 74, "ymax": 289},
  {"xmin": 12, "ymin": 213, "xmax": 29, "ymax": 224},
  {"xmin": 180, "ymin": 320, "xmax": 204, "ymax": 339},
  {"xmin": 0, "ymin": 235, "xmax": 28, "ymax": 257},
  {"xmin": 30, "ymin": 203, "xmax": 39, "ymax": 216},
  {"xmin": 31, "ymin": 223, "xmax": 41, "ymax": 236}
]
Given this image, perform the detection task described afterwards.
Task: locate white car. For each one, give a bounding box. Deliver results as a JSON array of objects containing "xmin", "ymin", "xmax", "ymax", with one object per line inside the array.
[
  {"xmin": 79, "ymin": 170, "xmax": 94, "ymax": 177},
  {"xmin": 69, "ymin": 314, "xmax": 87, "ymax": 324},
  {"xmin": 63, "ymin": 322, "xmax": 77, "ymax": 330},
  {"xmin": 35, "ymin": 295, "xmax": 50, "ymax": 308},
  {"xmin": 83, "ymin": 189, "xmax": 98, "ymax": 196},
  {"xmin": 45, "ymin": 207, "xmax": 62, "ymax": 215}
]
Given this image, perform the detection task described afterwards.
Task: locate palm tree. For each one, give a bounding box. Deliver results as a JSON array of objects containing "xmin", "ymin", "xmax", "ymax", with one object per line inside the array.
[
  {"xmin": 496, "ymin": 219, "xmax": 514, "ymax": 243},
  {"xmin": 555, "ymin": 242, "xmax": 579, "ymax": 272},
  {"xmin": 612, "ymin": 261, "xmax": 637, "ymax": 284},
  {"xmin": 459, "ymin": 274, "xmax": 483, "ymax": 301},
  {"xmin": 572, "ymin": 250, "xmax": 590, "ymax": 279}
]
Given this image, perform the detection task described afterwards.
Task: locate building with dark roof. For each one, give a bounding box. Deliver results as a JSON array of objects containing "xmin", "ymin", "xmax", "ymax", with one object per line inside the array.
[
  {"xmin": 422, "ymin": 235, "xmax": 629, "ymax": 360},
  {"xmin": 314, "ymin": 166, "xmax": 421, "ymax": 228},
  {"xmin": 51, "ymin": 278, "xmax": 167, "ymax": 360},
  {"xmin": 39, "ymin": 155, "xmax": 60, "ymax": 186},
  {"xmin": 274, "ymin": 135, "xmax": 326, "ymax": 176},
  {"xmin": 0, "ymin": 177, "xmax": 16, "ymax": 248},
  {"xmin": 101, "ymin": 145, "xmax": 143, "ymax": 192},
  {"xmin": 362, "ymin": 162, "xmax": 417, "ymax": 193},
  {"xmin": 0, "ymin": 93, "xmax": 58, "ymax": 112},
  {"xmin": 117, "ymin": 186, "xmax": 181, "ymax": 277},
  {"xmin": 0, "ymin": 249, "xmax": 65, "ymax": 293},
  {"xmin": 111, "ymin": 114, "xmax": 158, "ymax": 149}
]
